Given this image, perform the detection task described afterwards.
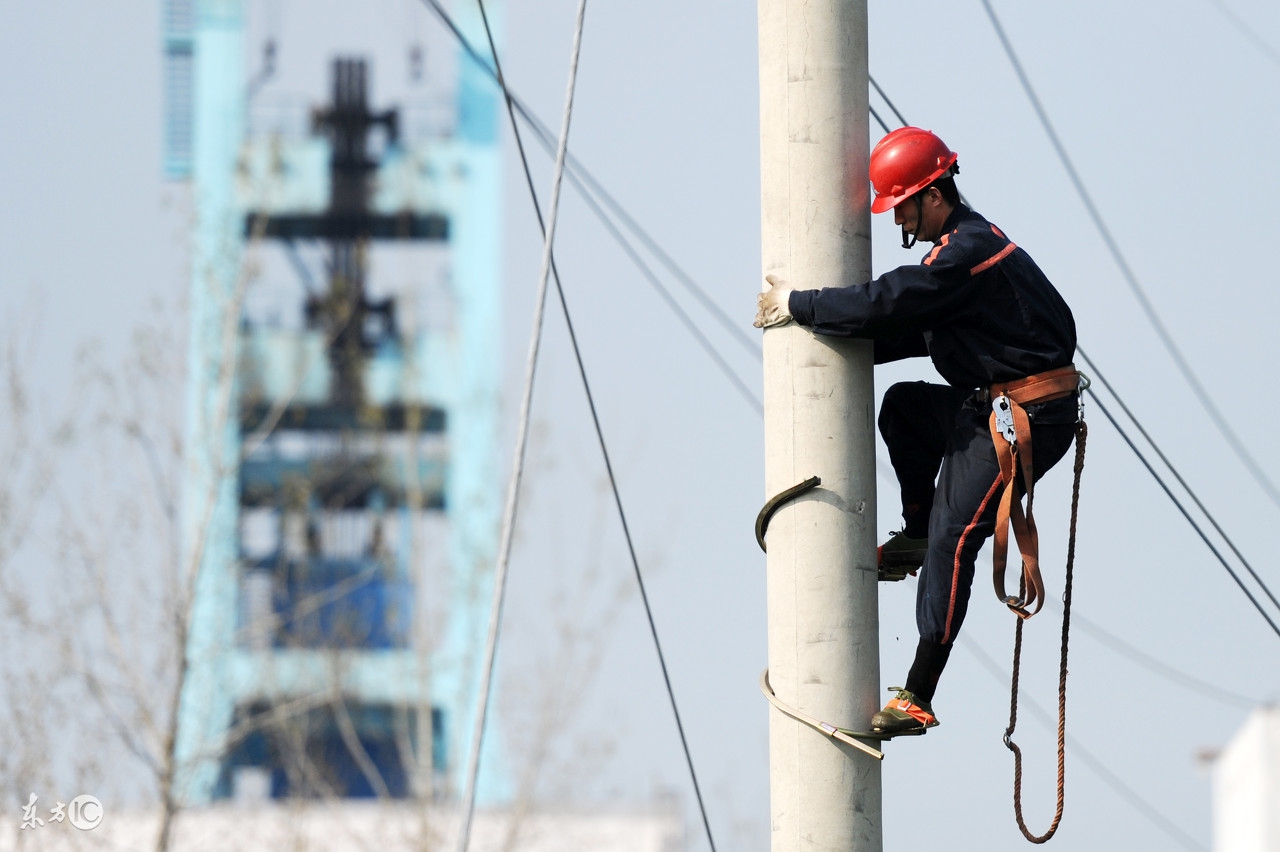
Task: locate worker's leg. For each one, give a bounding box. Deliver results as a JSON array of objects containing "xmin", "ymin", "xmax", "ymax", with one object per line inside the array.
[
  {"xmin": 902, "ymin": 402, "xmax": 1000, "ymax": 703},
  {"xmin": 877, "ymin": 382, "xmax": 971, "ymax": 536},
  {"xmin": 906, "ymin": 404, "xmax": 1078, "ymax": 702}
]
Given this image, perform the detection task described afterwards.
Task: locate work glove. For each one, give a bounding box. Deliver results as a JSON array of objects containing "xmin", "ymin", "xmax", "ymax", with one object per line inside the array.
[{"xmin": 754, "ymin": 274, "xmax": 794, "ymax": 329}]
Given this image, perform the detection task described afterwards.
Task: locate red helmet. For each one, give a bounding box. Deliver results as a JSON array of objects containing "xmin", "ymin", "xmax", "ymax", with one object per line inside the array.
[{"xmin": 868, "ymin": 127, "xmax": 958, "ymax": 214}]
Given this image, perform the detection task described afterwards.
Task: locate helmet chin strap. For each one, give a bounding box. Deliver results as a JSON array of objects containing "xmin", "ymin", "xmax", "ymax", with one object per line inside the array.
[{"xmin": 901, "ymin": 194, "xmax": 924, "ymax": 249}]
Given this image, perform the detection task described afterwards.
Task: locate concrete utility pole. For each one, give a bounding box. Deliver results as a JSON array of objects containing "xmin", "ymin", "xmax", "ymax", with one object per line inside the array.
[{"xmin": 758, "ymin": 0, "xmax": 882, "ymax": 849}]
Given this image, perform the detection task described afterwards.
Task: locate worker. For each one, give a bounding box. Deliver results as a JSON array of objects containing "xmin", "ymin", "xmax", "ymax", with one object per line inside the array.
[{"xmin": 753, "ymin": 127, "xmax": 1079, "ymax": 735}]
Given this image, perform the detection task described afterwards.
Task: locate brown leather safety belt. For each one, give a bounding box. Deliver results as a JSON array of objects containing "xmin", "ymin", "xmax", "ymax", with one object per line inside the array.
[{"xmin": 987, "ymin": 365, "xmax": 1082, "ymax": 619}]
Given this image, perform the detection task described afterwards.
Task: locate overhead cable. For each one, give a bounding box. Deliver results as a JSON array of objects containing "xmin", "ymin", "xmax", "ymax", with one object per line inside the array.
[
  {"xmin": 979, "ymin": 0, "xmax": 1280, "ymax": 512},
  {"xmin": 868, "ymin": 104, "xmax": 889, "ymax": 139},
  {"xmin": 439, "ymin": 1, "xmax": 721, "ymax": 848},
  {"xmin": 418, "ymin": 0, "xmax": 761, "ymax": 417},
  {"xmin": 497, "ymin": 108, "xmax": 760, "ymax": 361},
  {"xmin": 1089, "ymin": 391, "xmax": 1280, "ymax": 639},
  {"xmin": 453, "ymin": 0, "xmax": 590, "ymax": 848},
  {"xmin": 869, "ymin": 75, "xmax": 909, "ymax": 127},
  {"xmin": 417, "ymin": 0, "xmax": 758, "ymax": 361},
  {"xmin": 505, "ymin": 110, "xmax": 762, "ymax": 411},
  {"xmin": 1201, "ymin": 0, "xmax": 1280, "ymax": 68},
  {"xmin": 495, "ymin": 111, "xmax": 762, "ymax": 411},
  {"xmin": 1079, "ymin": 347, "xmax": 1280, "ymax": 614},
  {"xmin": 1070, "ymin": 608, "xmax": 1262, "ymax": 707},
  {"xmin": 559, "ymin": 161, "xmax": 762, "ymax": 414}
]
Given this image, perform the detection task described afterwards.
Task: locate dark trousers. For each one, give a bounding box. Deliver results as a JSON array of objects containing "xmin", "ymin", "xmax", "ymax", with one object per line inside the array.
[{"xmin": 878, "ymin": 381, "xmax": 1076, "ymax": 698}]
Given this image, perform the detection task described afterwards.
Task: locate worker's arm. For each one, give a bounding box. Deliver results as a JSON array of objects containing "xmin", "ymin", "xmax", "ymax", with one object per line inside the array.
[
  {"xmin": 873, "ymin": 333, "xmax": 929, "ymax": 363},
  {"xmin": 754, "ymin": 224, "xmax": 989, "ymax": 335},
  {"xmin": 788, "ymin": 254, "xmax": 973, "ymax": 339},
  {"xmin": 782, "ymin": 219, "xmax": 1005, "ymax": 338},
  {"xmin": 754, "ymin": 279, "xmax": 927, "ymax": 360}
]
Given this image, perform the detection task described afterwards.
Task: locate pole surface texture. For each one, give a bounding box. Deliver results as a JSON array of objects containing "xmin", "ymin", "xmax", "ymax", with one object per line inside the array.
[{"xmin": 759, "ymin": 0, "xmax": 881, "ymax": 849}]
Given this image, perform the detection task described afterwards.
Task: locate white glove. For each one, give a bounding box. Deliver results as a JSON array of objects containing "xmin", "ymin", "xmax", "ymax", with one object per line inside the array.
[{"xmin": 754, "ymin": 274, "xmax": 794, "ymax": 329}]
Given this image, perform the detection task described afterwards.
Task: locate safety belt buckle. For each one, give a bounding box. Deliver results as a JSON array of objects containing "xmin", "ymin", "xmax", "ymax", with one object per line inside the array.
[
  {"xmin": 1003, "ymin": 596, "xmax": 1031, "ymax": 619},
  {"xmin": 993, "ymin": 395, "xmax": 1017, "ymax": 444}
]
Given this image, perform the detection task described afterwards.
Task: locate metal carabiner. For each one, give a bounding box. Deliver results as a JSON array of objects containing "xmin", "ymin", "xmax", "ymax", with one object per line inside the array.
[
  {"xmin": 993, "ymin": 395, "xmax": 1017, "ymax": 445},
  {"xmin": 1076, "ymin": 371, "xmax": 1091, "ymax": 423}
]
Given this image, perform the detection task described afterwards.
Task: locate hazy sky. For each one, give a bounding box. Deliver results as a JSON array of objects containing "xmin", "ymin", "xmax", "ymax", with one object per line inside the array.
[{"xmin": 3, "ymin": 1, "xmax": 1280, "ymax": 849}]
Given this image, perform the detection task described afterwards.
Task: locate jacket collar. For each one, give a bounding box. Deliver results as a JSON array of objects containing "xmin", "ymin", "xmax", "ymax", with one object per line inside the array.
[{"xmin": 934, "ymin": 203, "xmax": 974, "ymax": 242}]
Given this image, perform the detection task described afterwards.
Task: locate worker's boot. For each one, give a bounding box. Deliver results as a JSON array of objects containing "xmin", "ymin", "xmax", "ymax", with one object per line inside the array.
[
  {"xmin": 878, "ymin": 530, "xmax": 927, "ymax": 581},
  {"xmin": 870, "ymin": 687, "xmax": 939, "ymax": 735}
]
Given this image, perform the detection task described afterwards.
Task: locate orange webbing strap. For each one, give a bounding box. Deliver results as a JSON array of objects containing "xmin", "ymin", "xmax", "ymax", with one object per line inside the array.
[
  {"xmin": 991, "ymin": 400, "xmax": 1042, "ymax": 617},
  {"xmin": 988, "ymin": 366, "xmax": 1082, "ymax": 619}
]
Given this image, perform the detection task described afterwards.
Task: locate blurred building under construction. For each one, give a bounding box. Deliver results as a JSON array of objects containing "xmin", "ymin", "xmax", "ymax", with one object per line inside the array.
[{"xmin": 164, "ymin": 0, "xmax": 507, "ymax": 805}]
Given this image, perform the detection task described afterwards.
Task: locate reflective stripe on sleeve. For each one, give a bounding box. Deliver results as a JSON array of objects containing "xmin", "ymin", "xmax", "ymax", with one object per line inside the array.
[{"xmin": 970, "ymin": 242, "xmax": 1017, "ymax": 275}]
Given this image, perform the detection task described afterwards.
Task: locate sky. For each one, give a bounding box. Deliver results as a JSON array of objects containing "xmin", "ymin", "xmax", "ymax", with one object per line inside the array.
[{"xmin": 3, "ymin": 0, "xmax": 1280, "ymax": 850}]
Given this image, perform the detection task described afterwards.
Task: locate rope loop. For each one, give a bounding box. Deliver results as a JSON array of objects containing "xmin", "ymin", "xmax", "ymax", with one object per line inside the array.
[{"xmin": 1005, "ymin": 419, "xmax": 1086, "ymax": 844}]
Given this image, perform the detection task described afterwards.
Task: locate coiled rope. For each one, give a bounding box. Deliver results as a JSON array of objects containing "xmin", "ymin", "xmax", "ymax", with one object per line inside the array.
[{"xmin": 1004, "ymin": 419, "xmax": 1087, "ymax": 843}]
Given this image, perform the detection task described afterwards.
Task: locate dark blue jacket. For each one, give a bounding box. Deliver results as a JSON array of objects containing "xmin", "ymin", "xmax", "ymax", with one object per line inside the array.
[{"xmin": 788, "ymin": 205, "xmax": 1076, "ymax": 391}]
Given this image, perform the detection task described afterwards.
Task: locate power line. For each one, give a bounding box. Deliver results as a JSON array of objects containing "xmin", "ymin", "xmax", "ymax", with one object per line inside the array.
[
  {"xmin": 1088, "ymin": 390, "xmax": 1280, "ymax": 639},
  {"xmin": 505, "ymin": 113, "xmax": 763, "ymax": 411},
  {"xmin": 539, "ymin": 145, "xmax": 763, "ymax": 413},
  {"xmin": 1201, "ymin": 0, "xmax": 1280, "ymax": 69},
  {"xmin": 491, "ymin": 102, "xmax": 759, "ymax": 361},
  {"xmin": 417, "ymin": 0, "xmax": 761, "ymax": 417},
  {"xmin": 416, "ymin": 0, "xmax": 758, "ymax": 360},
  {"xmin": 869, "ymin": 76, "xmax": 908, "ymax": 128},
  {"xmin": 1069, "ymin": 608, "xmax": 1262, "ymax": 707},
  {"xmin": 495, "ymin": 105, "xmax": 762, "ymax": 411},
  {"xmin": 543, "ymin": 137, "xmax": 761, "ymax": 360},
  {"xmin": 868, "ymin": 104, "xmax": 889, "ymax": 138},
  {"xmin": 439, "ymin": 1, "xmax": 720, "ymax": 847},
  {"xmin": 978, "ymin": 0, "xmax": 1280, "ymax": 513},
  {"xmin": 962, "ymin": 637, "xmax": 1208, "ymax": 852},
  {"xmin": 1078, "ymin": 347, "xmax": 1280, "ymax": 614},
  {"xmin": 453, "ymin": 0, "xmax": 590, "ymax": 847}
]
